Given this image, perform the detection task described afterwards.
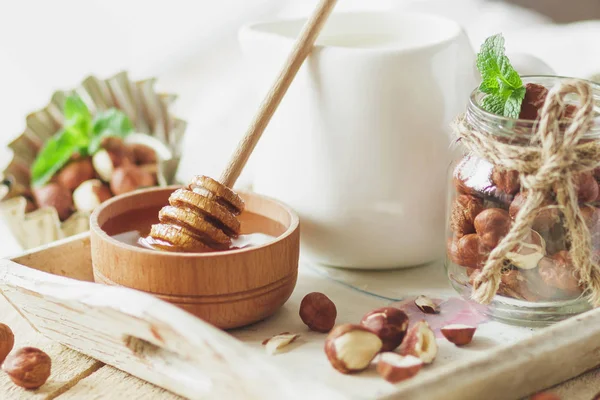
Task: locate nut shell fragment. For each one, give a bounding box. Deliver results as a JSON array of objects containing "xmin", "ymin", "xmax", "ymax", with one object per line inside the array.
[
  {"xmin": 441, "ymin": 324, "xmax": 476, "ymax": 346},
  {"xmin": 398, "ymin": 320, "xmax": 437, "ymax": 364},
  {"xmin": 262, "ymin": 333, "xmax": 300, "ymax": 355},
  {"xmin": 414, "ymin": 295, "xmax": 439, "ymax": 314},
  {"xmin": 376, "ymin": 353, "xmax": 422, "ymax": 383}
]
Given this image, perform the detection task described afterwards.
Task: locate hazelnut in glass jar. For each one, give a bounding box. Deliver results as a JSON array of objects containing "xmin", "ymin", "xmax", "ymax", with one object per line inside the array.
[{"xmin": 445, "ymin": 76, "xmax": 600, "ymax": 325}]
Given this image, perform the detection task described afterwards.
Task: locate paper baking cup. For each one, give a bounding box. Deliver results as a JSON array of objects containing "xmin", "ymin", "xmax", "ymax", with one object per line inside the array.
[{"xmin": 0, "ymin": 71, "xmax": 187, "ymax": 250}]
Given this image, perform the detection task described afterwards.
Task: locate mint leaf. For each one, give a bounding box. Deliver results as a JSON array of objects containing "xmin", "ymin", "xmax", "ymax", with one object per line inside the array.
[
  {"xmin": 505, "ymin": 87, "xmax": 526, "ymax": 119},
  {"xmin": 64, "ymin": 95, "xmax": 92, "ymax": 135},
  {"xmin": 31, "ymin": 127, "xmax": 86, "ymax": 187},
  {"xmin": 31, "ymin": 94, "xmax": 134, "ymax": 187},
  {"xmin": 481, "ymin": 96, "xmax": 505, "ymax": 115},
  {"xmin": 88, "ymin": 109, "xmax": 134, "ymax": 154},
  {"xmin": 476, "ymin": 34, "xmax": 525, "ymax": 119}
]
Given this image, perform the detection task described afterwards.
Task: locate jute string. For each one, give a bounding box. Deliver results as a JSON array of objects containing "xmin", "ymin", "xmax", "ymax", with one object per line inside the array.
[{"xmin": 453, "ymin": 80, "xmax": 600, "ymax": 306}]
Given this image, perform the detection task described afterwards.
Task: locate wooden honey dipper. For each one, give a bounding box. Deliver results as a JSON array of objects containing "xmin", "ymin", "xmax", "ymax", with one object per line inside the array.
[{"xmin": 145, "ymin": 0, "xmax": 338, "ymax": 252}]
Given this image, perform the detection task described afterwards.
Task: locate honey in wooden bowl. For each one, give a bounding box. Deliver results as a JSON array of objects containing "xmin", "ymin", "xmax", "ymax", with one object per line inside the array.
[
  {"xmin": 102, "ymin": 205, "xmax": 275, "ymax": 252},
  {"xmin": 90, "ymin": 186, "xmax": 300, "ymax": 329}
]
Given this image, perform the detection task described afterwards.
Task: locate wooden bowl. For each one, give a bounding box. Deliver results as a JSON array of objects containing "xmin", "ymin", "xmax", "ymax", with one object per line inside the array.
[{"xmin": 89, "ymin": 186, "xmax": 300, "ymax": 329}]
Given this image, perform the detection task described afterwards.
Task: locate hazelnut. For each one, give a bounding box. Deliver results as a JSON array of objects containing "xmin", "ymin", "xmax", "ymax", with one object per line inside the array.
[
  {"xmin": 110, "ymin": 165, "xmax": 157, "ymax": 196},
  {"xmin": 498, "ymin": 269, "xmax": 543, "ymax": 302},
  {"xmin": 455, "ymin": 234, "xmax": 486, "ymax": 269},
  {"xmin": 92, "ymin": 149, "xmax": 131, "ymax": 182},
  {"xmin": 519, "ymin": 83, "xmax": 548, "ymax": 120},
  {"xmin": 32, "ymin": 183, "xmax": 74, "ymax": 221},
  {"xmin": 581, "ymin": 205, "xmax": 600, "ymax": 250},
  {"xmin": 2, "ymin": 347, "xmax": 51, "ymax": 389},
  {"xmin": 128, "ymin": 143, "xmax": 157, "ymax": 165},
  {"xmin": 509, "ymin": 192, "xmax": 560, "ymax": 232},
  {"xmin": 474, "ymin": 208, "xmax": 511, "ymax": 249},
  {"xmin": 299, "ymin": 292, "xmax": 337, "ymax": 333},
  {"xmin": 0, "ymin": 323, "xmax": 14, "ymax": 364},
  {"xmin": 580, "ymin": 205, "xmax": 600, "ymax": 229},
  {"xmin": 491, "ymin": 168, "xmax": 520, "ymax": 195},
  {"xmin": 559, "ymin": 104, "xmax": 577, "ymax": 120},
  {"xmin": 73, "ymin": 179, "xmax": 113, "ymax": 213},
  {"xmin": 360, "ymin": 307, "xmax": 408, "ymax": 351},
  {"xmin": 453, "ymin": 156, "xmax": 495, "ymax": 198},
  {"xmin": 324, "ymin": 324, "xmax": 382, "ymax": 374},
  {"xmin": 447, "ymin": 238, "xmax": 462, "ymax": 265},
  {"xmin": 573, "ymin": 172, "xmax": 599, "ymax": 203},
  {"xmin": 376, "ymin": 353, "xmax": 422, "ymax": 383},
  {"xmin": 506, "ymin": 229, "xmax": 545, "ymax": 270},
  {"xmin": 450, "ymin": 195, "xmax": 484, "ymax": 238},
  {"xmin": 55, "ymin": 158, "xmax": 95, "ymax": 191},
  {"xmin": 398, "ymin": 320, "xmax": 437, "ymax": 364},
  {"xmin": 538, "ymin": 251, "xmax": 582, "ymax": 296},
  {"xmin": 414, "ymin": 295, "xmax": 439, "ymax": 314},
  {"xmin": 440, "ymin": 324, "xmax": 476, "ymax": 346}
]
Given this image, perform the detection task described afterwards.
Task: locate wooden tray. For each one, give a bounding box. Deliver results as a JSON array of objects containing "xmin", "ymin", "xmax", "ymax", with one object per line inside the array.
[{"xmin": 1, "ymin": 233, "xmax": 599, "ymax": 400}]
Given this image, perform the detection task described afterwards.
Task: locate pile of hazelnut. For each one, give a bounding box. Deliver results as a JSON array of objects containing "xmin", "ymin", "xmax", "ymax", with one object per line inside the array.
[
  {"xmin": 448, "ymin": 83, "xmax": 591, "ymax": 302},
  {"xmin": 28, "ymin": 139, "xmax": 158, "ymax": 221},
  {"xmin": 0, "ymin": 323, "xmax": 52, "ymax": 390},
  {"xmin": 267, "ymin": 293, "xmax": 477, "ymax": 384}
]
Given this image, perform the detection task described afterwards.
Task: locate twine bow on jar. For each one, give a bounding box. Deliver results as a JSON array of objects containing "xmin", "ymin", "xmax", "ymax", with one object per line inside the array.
[{"xmin": 453, "ymin": 80, "xmax": 600, "ymax": 306}]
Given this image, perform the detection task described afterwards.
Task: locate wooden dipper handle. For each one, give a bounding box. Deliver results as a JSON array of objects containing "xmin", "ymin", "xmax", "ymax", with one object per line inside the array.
[{"xmin": 219, "ymin": 0, "xmax": 338, "ymax": 188}]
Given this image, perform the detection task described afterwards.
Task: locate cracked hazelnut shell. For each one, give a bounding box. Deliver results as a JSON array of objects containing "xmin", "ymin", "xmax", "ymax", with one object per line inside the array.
[
  {"xmin": 2, "ymin": 347, "xmax": 51, "ymax": 389},
  {"xmin": 92, "ymin": 149, "xmax": 132, "ymax": 182},
  {"xmin": 299, "ymin": 292, "xmax": 337, "ymax": 333},
  {"xmin": 360, "ymin": 307, "xmax": 408, "ymax": 351},
  {"xmin": 376, "ymin": 353, "xmax": 422, "ymax": 383},
  {"xmin": 441, "ymin": 324, "xmax": 476, "ymax": 346},
  {"xmin": 73, "ymin": 179, "xmax": 113, "ymax": 213},
  {"xmin": 398, "ymin": 320, "xmax": 437, "ymax": 364},
  {"xmin": 506, "ymin": 229, "xmax": 545, "ymax": 270},
  {"xmin": 324, "ymin": 324, "xmax": 382, "ymax": 374}
]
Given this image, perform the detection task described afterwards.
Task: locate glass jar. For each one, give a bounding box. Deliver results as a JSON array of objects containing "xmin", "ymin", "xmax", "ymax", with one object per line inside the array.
[{"xmin": 445, "ymin": 76, "xmax": 600, "ymax": 326}]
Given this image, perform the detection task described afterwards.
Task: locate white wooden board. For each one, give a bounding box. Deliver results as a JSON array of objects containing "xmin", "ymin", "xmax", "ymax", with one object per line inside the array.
[{"xmin": 1, "ymin": 233, "xmax": 599, "ymax": 399}]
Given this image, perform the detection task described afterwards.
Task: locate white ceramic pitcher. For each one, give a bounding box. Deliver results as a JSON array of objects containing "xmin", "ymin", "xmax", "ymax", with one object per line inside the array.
[{"xmin": 239, "ymin": 12, "xmax": 553, "ymax": 269}]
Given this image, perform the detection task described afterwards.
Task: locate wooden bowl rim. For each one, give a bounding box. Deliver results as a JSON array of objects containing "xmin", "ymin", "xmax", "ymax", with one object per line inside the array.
[{"xmin": 89, "ymin": 185, "xmax": 299, "ymax": 259}]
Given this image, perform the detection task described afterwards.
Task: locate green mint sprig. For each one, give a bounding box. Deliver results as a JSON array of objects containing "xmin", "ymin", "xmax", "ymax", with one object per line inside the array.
[
  {"xmin": 31, "ymin": 94, "xmax": 133, "ymax": 187},
  {"xmin": 476, "ymin": 34, "xmax": 526, "ymax": 119}
]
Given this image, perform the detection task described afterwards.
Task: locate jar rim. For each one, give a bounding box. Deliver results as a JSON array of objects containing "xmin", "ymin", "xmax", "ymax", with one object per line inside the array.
[{"xmin": 468, "ymin": 75, "xmax": 600, "ymax": 138}]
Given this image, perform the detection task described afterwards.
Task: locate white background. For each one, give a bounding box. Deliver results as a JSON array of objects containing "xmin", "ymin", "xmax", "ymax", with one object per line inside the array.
[{"xmin": 0, "ymin": 0, "xmax": 599, "ymax": 252}]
